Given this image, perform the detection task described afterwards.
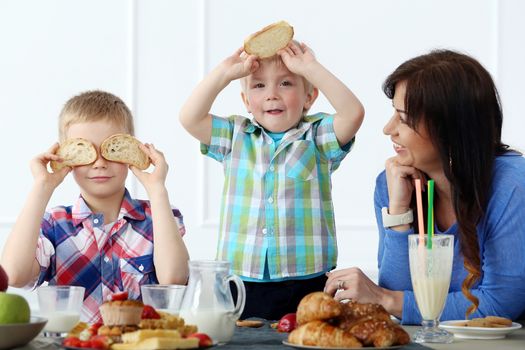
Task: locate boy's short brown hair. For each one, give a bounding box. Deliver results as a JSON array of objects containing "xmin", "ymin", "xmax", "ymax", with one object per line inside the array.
[{"xmin": 59, "ymin": 90, "xmax": 134, "ymax": 141}]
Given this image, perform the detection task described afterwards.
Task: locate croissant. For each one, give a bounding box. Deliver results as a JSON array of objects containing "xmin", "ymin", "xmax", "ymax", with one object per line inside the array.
[
  {"xmin": 340, "ymin": 302, "xmax": 410, "ymax": 346},
  {"xmin": 346, "ymin": 317, "xmax": 397, "ymax": 347},
  {"xmin": 296, "ymin": 292, "xmax": 342, "ymax": 325},
  {"xmin": 288, "ymin": 320, "xmax": 362, "ymax": 348},
  {"xmin": 339, "ymin": 301, "xmax": 392, "ymax": 329}
]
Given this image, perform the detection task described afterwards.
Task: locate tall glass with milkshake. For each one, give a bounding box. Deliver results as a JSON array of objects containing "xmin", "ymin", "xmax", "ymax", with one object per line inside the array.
[{"xmin": 409, "ymin": 234, "xmax": 454, "ymax": 343}]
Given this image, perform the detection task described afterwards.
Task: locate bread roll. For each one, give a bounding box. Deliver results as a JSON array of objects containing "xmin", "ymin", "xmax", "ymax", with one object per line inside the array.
[
  {"xmin": 244, "ymin": 20, "xmax": 294, "ymax": 58},
  {"xmin": 50, "ymin": 138, "xmax": 97, "ymax": 171},
  {"xmin": 100, "ymin": 134, "xmax": 150, "ymax": 170},
  {"xmin": 296, "ymin": 292, "xmax": 342, "ymax": 325},
  {"xmin": 288, "ymin": 321, "xmax": 362, "ymax": 348}
]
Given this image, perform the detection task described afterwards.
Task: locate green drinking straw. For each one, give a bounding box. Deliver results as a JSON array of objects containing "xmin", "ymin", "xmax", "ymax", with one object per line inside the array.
[{"xmin": 427, "ymin": 179, "xmax": 435, "ymax": 249}]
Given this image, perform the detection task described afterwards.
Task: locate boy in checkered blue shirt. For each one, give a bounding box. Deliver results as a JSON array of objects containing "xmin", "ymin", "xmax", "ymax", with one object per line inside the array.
[
  {"xmin": 1, "ymin": 90, "xmax": 189, "ymax": 323},
  {"xmin": 179, "ymin": 41, "xmax": 364, "ymax": 319}
]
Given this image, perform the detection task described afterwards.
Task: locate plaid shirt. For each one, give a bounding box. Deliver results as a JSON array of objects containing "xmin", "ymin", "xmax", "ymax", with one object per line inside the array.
[
  {"xmin": 201, "ymin": 112, "xmax": 352, "ymax": 279},
  {"xmin": 35, "ymin": 189, "xmax": 185, "ymax": 323}
]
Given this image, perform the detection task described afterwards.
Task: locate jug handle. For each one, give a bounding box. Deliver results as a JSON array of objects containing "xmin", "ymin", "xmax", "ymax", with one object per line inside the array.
[{"xmin": 225, "ymin": 274, "xmax": 246, "ymax": 319}]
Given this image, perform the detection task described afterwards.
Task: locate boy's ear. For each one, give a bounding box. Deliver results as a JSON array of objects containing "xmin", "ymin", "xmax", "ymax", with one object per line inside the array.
[
  {"xmin": 241, "ymin": 91, "xmax": 251, "ymax": 113},
  {"xmin": 303, "ymin": 87, "xmax": 319, "ymax": 112}
]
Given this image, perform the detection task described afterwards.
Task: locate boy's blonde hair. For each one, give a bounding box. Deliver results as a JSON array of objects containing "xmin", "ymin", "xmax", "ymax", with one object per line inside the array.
[
  {"xmin": 59, "ymin": 90, "xmax": 134, "ymax": 141},
  {"xmin": 240, "ymin": 40, "xmax": 315, "ymax": 95}
]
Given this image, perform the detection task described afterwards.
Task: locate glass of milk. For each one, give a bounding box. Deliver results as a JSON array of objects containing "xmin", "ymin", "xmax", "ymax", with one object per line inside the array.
[
  {"xmin": 409, "ymin": 234, "xmax": 454, "ymax": 343},
  {"xmin": 141, "ymin": 284, "xmax": 186, "ymax": 315},
  {"xmin": 37, "ymin": 285, "xmax": 85, "ymax": 337}
]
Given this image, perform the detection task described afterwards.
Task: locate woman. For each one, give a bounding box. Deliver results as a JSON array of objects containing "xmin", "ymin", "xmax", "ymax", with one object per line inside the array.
[{"xmin": 325, "ymin": 49, "xmax": 525, "ymax": 325}]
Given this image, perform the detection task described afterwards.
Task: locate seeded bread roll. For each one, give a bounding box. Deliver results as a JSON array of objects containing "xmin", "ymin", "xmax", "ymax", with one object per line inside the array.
[
  {"xmin": 100, "ymin": 134, "xmax": 150, "ymax": 170},
  {"xmin": 244, "ymin": 20, "xmax": 294, "ymax": 58},
  {"xmin": 50, "ymin": 138, "xmax": 97, "ymax": 171}
]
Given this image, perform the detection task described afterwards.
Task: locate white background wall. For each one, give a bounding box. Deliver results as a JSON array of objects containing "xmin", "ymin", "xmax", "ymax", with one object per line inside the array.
[{"xmin": 1, "ymin": 0, "xmax": 524, "ymax": 307}]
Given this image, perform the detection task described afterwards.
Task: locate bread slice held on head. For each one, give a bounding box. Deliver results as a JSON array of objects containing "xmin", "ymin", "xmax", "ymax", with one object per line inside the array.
[
  {"xmin": 50, "ymin": 138, "xmax": 97, "ymax": 172},
  {"xmin": 100, "ymin": 134, "xmax": 150, "ymax": 170},
  {"xmin": 244, "ymin": 20, "xmax": 294, "ymax": 58}
]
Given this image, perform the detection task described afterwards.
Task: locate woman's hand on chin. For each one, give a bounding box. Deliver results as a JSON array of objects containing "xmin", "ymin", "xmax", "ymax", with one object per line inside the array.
[{"xmin": 385, "ymin": 157, "xmax": 425, "ymax": 214}]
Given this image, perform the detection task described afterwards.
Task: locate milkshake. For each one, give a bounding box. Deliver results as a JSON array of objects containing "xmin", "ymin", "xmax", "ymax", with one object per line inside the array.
[
  {"xmin": 408, "ymin": 234, "xmax": 454, "ymax": 343},
  {"xmin": 411, "ymin": 277, "xmax": 450, "ymax": 320}
]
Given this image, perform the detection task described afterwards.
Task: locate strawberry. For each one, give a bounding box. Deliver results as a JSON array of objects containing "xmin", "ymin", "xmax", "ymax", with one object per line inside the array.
[
  {"xmin": 90, "ymin": 335, "xmax": 112, "ymax": 350},
  {"xmin": 277, "ymin": 313, "xmax": 297, "ymax": 332},
  {"xmin": 89, "ymin": 322, "xmax": 103, "ymax": 335},
  {"xmin": 79, "ymin": 340, "xmax": 92, "ymax": 348},
  {"xmin": 0, "ymin": 265, "xmax": 8, "ymax": 292},
  {"xmin": 141, "ymin": 304, "xmax": 161, "ymax": 319},
  {"xmin": 110, "ymin": 291, "xmax": 128, "ymax": 301},
  {"xmin": 187, "ymin": 333, "xmax": 213, "ymax": 347},
  {"xmin": 63, "ymin": 337, "xmax": 82, "ymax": 347}
]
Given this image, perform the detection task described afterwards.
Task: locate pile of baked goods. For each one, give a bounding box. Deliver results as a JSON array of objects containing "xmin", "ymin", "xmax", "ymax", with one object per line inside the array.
[
  {"xmin": 288, "ymin": 292, "xmax": 410, "ymax": 348},
  {"xmin": 63, "ymin": 291, "xmax": 210, "ymax": 350},
  {"xmin": 50, "ymin": 133, "xmax": 151, "ymax": 172}
]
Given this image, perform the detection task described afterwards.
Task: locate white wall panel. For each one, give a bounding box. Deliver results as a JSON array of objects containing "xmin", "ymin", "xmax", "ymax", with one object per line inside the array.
[{"xmin": 498, "ymin": 0, "xmax": 525, "ymax": 153}]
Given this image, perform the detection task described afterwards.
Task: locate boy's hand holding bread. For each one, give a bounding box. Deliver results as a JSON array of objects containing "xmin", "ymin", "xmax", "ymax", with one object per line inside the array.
[
  {"xmin": 278, "ymin": 41, "xmax": 318, "ymax": 77},
  {"xmin": 30, "ymin": 143, "xmax": 73, "ymax": 190},
  {"xmin": 128, "ymin": 143, "xmax": 170, "ymax": 195}
]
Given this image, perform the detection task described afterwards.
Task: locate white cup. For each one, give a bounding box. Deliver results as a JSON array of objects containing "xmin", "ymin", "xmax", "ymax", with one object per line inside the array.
[
  {"xmin": 141, "ymin": 284, "xmax": 186, "ymax": 315},
  {"xmin": 37, "ymin": 285, "xmax": 85, "ymax": 337}
]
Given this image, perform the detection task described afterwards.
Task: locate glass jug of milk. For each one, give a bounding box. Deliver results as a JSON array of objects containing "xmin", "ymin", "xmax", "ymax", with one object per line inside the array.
[{"xmin": 179, "ymin": 260, "xmax": 246, "ymax": 344}]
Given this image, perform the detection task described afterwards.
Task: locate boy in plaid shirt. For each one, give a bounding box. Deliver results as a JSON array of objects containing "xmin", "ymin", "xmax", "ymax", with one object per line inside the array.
[
  {"xmin": 1, "ymin": 90, "xmax": 189, "ymax": 322},
  {"xmin": 179, "ymin": 41, "xmax": 364, "ymax": 319}
]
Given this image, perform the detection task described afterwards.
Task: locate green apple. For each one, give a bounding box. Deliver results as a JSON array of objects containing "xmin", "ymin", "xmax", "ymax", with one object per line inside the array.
[{"xmin": 0, "ymin": 292, "xmax": 30, "ymax": 324}]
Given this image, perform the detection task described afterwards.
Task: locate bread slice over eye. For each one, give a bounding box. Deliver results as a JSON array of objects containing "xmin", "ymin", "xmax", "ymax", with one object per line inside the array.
[
  {"xmin": 100, "ymin": 134, "xmax": 150, "ymax": 170},
  {"xmin": 51, "ymin": 138, "xmax": 97, "ymax": 171},
  {"xmin": 244, "ymin": 20, "xmax": 294, "ymax": 58}
]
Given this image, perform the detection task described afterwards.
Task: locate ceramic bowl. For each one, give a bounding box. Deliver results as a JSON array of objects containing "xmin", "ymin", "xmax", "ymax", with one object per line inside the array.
[{"xmin": 0, "ymin": 316, "xmax": 47, "ymax": 349}]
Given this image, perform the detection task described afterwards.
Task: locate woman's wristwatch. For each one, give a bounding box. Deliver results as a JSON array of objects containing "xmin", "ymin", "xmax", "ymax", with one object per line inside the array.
[{"xmin": 381, "ymin": 207, "xmax": 413, "ymax": 228}]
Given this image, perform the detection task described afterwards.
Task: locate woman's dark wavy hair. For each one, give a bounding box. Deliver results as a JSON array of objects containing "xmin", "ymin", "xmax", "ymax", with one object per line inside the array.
[{"xmin": 382, "ymin": 49, "xmax": 510, "ymax": 318}]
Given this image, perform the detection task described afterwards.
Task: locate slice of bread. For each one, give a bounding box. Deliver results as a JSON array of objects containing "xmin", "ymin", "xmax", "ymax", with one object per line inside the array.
[
  {"xmin": 50, "ymin": 138, "xmax": 97, "ymax": 171},
  {"xmin": 244, "ymin": 20, "xmax": 294, "ymax": 58},
  {"xmin": 100, "ymin": 134, "xmax": 150, "ymax": 170}
]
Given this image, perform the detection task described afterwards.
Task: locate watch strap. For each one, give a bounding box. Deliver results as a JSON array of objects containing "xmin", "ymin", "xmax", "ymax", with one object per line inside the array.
[{"xmin": 381, "ymin": 207, "xmax": 414, "ymax": 228}]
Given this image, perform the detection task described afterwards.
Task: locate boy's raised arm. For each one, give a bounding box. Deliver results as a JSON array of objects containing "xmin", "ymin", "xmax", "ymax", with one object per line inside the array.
[
  {"xmin": 1, "ymin": 145, "xmax": 70, "ymax": 287},
  {"xmin": 131, "ymin": 144, "xmax": 190, "ymax": 284},
  {"xmin": 279, "ymin": 42, "xmax": 365, "ymax": 146},
  {"xmin": 179, "ymin": 48, "xmax": 259, "ymax": 145}
]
